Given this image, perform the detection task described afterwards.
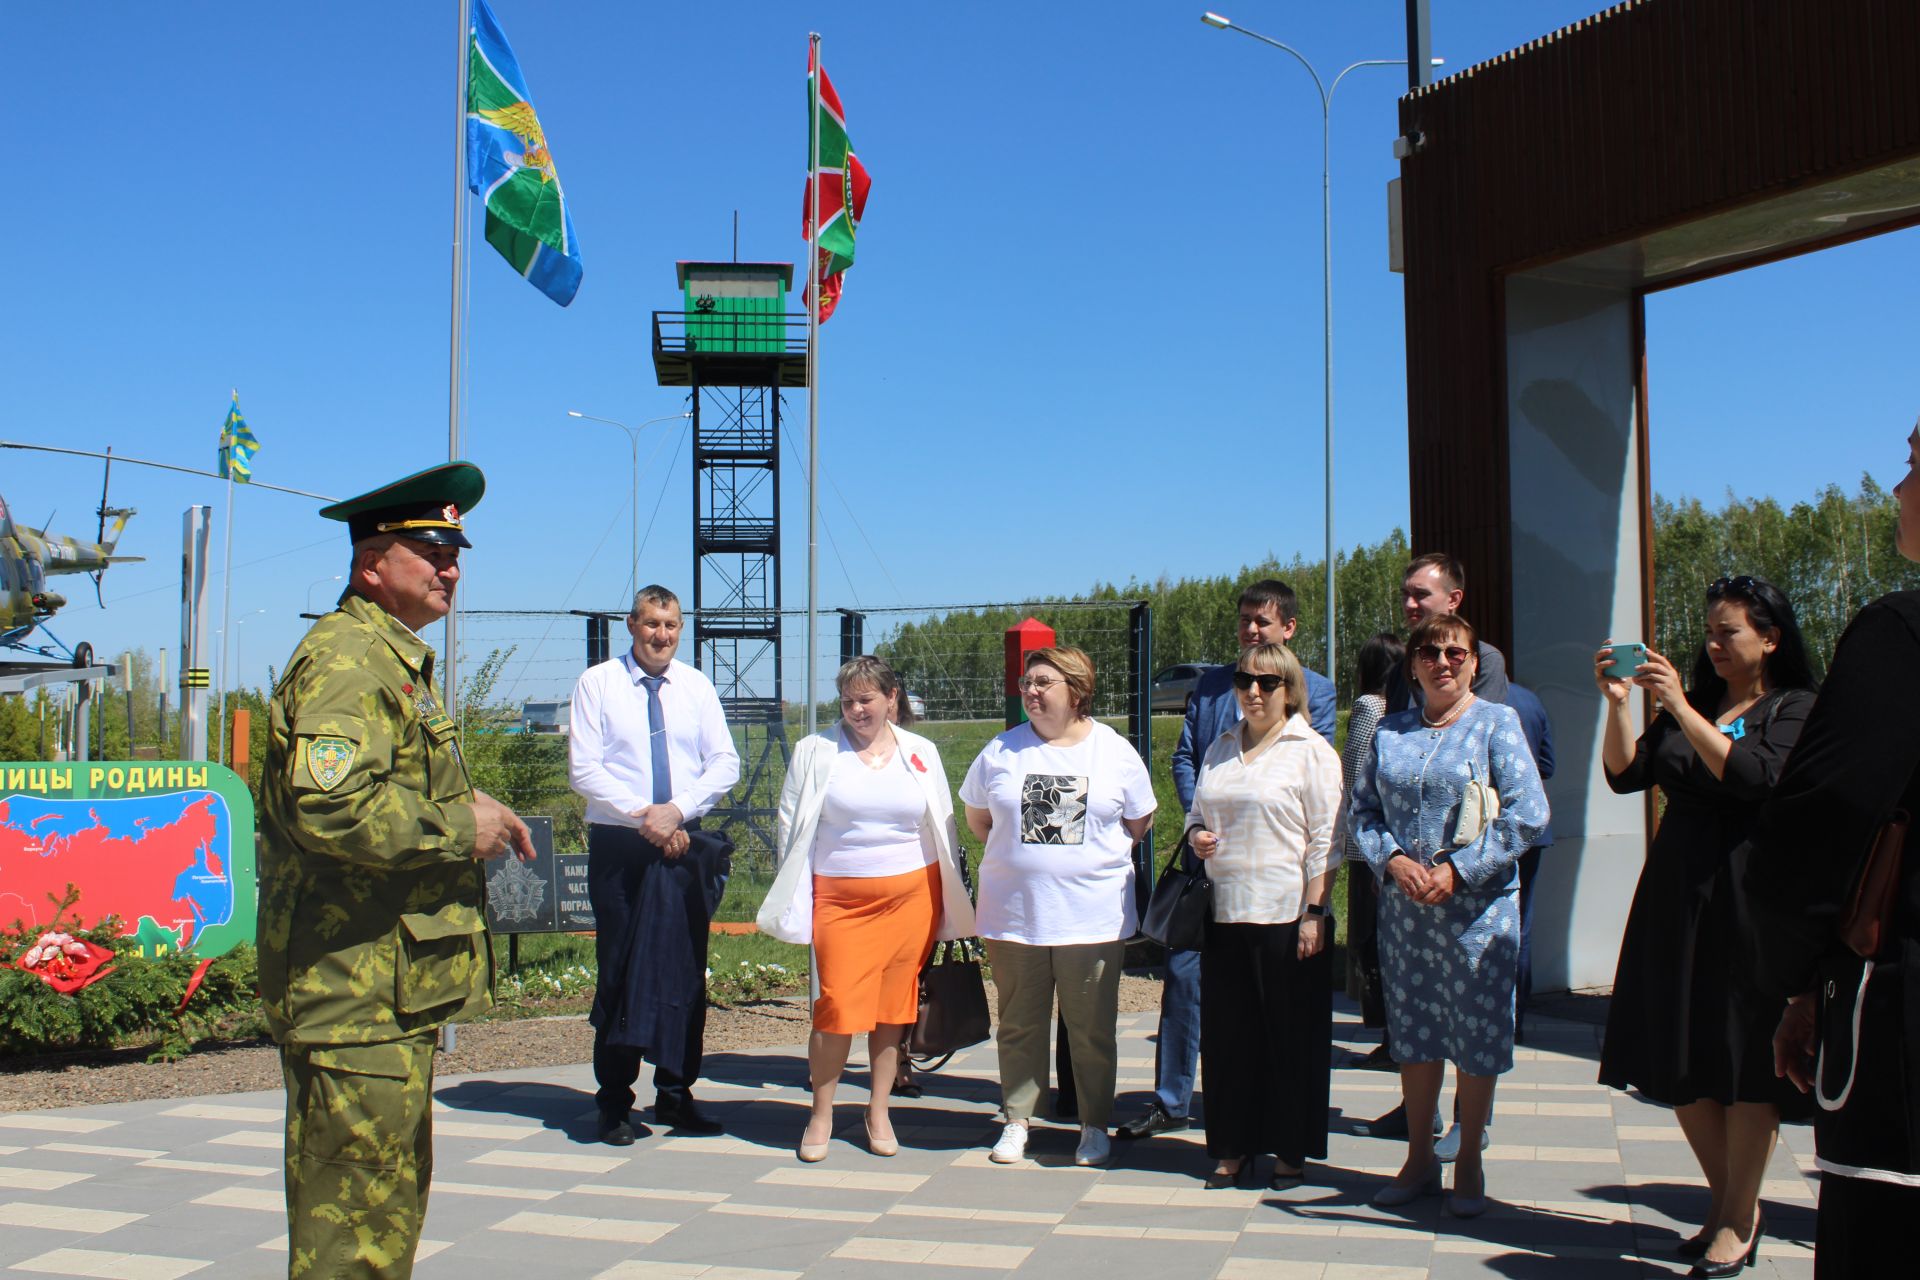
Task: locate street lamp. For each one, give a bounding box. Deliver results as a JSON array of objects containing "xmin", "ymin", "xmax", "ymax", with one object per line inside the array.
[
  {"xmin": 1202, "ymin": 12, "xmax": 1441, "ymax": 686},
  {"xmin": 305, "ymin": 574, "xmax": 343, "ymax": 616},
  {"xmin": 218, "ymin": 607, "xmax": 266, "ymax": 766},
  {"xmin": 568, "ymin": 410, "xmax": 693, "ymax": 603}
]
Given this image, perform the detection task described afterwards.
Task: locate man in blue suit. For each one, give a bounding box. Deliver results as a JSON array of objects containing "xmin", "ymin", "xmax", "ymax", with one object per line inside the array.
[{"xmin": 1113, "ymin": 579, "xmax": 1336, "ymax": 1141}]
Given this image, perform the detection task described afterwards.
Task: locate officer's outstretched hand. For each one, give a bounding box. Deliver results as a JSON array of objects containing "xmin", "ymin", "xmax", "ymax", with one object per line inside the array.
[{"xmin": 472, "ymin": 790, "xmax": 537, "ymax": 862}]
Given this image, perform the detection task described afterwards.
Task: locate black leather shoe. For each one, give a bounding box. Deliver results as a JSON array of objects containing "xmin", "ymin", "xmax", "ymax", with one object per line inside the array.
[
  {"xmin": 598, "ymin": 1114, "xmax": 639, "ymax": 1146},
  {"xmin": 1349, "ymin": 1044, "xmax": 1398, "ymax": 1072},
  {"xmin": 1687, "ymin": 1218, "xmax": 1763, "ymax": 1278},
  {"xmin": 654, "ymin": 1097, "xmax": 724, "ymax": 1136},
  {"xmin": 1355, "ymin": 1105, "xmax": 1444, "ymax": 1139},
  {"xmin": 1116, "ymin": 1104, "xmax": 1191, "ymax": 1140}
]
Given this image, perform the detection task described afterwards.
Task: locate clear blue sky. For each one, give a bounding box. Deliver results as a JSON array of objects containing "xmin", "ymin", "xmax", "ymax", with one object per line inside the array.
[{"xmin": 7, "ymin": 1, "xmax": 1914, "ymax": 704}]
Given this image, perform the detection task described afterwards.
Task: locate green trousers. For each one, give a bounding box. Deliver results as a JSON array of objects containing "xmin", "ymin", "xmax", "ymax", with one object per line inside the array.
[
  {"xmin": 987, "ymin": 938, "xmax": 1125, "ymax": 1127},
  {"xmin": 280, "ymin": 1034, "xmax": 437, "ymax": 1280}
]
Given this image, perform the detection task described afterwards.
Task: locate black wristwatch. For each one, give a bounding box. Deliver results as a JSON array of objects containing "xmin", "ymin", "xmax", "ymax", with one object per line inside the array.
[{"xmin": 1304, "ymin": 903, "xmax": 1330, "ymax": 919}]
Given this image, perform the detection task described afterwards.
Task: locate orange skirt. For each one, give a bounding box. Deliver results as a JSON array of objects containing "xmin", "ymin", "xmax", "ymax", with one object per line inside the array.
[{"xmin": 812, "ymin": 863, "xmax": 942, "ymax": 1035}]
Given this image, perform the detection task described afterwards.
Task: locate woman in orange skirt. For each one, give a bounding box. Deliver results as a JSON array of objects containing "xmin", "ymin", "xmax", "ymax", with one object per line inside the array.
[{"xmin": 760, "ymin": 656, "xmax": 976, "ymax": 1160}]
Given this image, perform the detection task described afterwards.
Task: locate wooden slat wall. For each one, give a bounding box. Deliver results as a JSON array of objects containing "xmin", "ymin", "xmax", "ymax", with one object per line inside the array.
[{"xmin": 1397, "ymin": 0, "xmax": 1920, "ymax": 659}]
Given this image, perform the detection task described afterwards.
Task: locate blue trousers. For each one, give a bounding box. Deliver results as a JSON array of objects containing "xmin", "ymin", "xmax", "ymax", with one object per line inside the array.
[{"xmin": 1151, "ymin": 947, "xmax": 1203, "ymax": 1118}]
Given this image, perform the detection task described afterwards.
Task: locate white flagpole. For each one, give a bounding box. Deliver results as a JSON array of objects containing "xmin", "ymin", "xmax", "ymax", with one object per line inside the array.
[
  {"xmin": 805, "ymin": 32, "xmax": 823, "ymax": 737},
  {"xmin": 445, "ymin": 0, "xmax": 471, "ymax": 720},
  {"xmin": 216, "ymin": 448, "xmax": 235, "ymax": 766}
]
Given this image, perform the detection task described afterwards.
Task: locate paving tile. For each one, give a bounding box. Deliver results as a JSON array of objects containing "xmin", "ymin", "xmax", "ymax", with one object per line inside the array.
[
  {"xmin": 592, "ymin": 1266, "xmax": 801, "ymax": 1280},
  {"xmin": 160, "ymin": 1104, "xmax": 279, "ymax": 1123},
  {"xmin": 489, "ymin": 1209, "xmax": 676, "ymax": 1243},
  {"xmin": 430, "ymin": 1179, "xmax": 561, "ymax": 1201},
  {"xmin": 135, "ymin": 1158, "xmax": 271, "ymax": 1178},
  {"xmin": 0, "ymin": 1203, "xmax": 147, "ymax": 1233},
  {"xmin": 7, "ymin": 1249, "xmax": 209, "ymax": 1279},
  {"xmin": 205, "ymin": 1129, "xmax": 279, "ymax": 1149},
  {"xmin": 190, "ymin": 1187, "xmax": 283, "ymax": 1211},
  {"xmin": 0, "ymin": 1115, "xmax": 119, "ymax": 1135},
  {"xmin": 468, "ymin": 1149, "xmax": 626, "ymax": 1174},
  {"xmin": 831, "ymin": 1236, "xmax": 1031, "ymax": 1268}
]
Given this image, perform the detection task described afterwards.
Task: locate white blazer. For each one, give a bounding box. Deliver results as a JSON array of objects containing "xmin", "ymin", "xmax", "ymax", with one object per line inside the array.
[{"xmin": 757, "ymin": 724, "xmax": 977, "ymax": 945}]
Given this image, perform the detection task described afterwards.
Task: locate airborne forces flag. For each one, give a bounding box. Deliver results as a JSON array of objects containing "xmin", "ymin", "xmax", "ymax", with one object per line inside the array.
[
  {"xmin": 466, "ymin": 0, "xmax": 583, "ymax": 306},
  {"xmin": 217, "ymin": 390, "xmax": 259, "ymax": 482},
  {"xmin": 803, "ymin": 43, "xmax": 870, "ymax": 322}
]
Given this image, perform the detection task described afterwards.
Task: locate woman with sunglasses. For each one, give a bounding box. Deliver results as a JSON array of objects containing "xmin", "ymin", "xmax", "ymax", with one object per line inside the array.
[
  {"xmin": 1349, "ymin": 613, "xmax": 1549, "ymax": 1218},
  {"xmin": 1596, "ymin": 575, "xmax": 1817, "ymax": 1274},
  {"xmin": 1187, "ymin": 643, "xmax": 1343, "ymax": 1189},
  {"xmin": 961, "ymin": 646, "xmax": 1156, "ymax": 1169}
]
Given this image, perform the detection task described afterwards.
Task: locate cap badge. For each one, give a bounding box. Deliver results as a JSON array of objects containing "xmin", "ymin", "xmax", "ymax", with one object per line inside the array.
[{"xmin": 443, "ymin": 503, "xmax": 461, "ymax": 524}]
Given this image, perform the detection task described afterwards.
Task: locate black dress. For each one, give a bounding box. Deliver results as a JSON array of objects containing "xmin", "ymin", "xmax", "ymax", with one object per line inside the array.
[
  {"xmin": 1743, "ymin": 594, "xmax": 1920, "ymax": 1278},
  {"xmin": 1598, "ymin": 687, "xmax": 1814, "ymax": 1115}
]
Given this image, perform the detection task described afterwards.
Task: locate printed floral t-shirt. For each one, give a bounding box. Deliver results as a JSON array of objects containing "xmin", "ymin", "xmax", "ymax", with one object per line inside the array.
[{"xmin": 960, "ymin": 720, "xmax": 1156, "ymax": 946}]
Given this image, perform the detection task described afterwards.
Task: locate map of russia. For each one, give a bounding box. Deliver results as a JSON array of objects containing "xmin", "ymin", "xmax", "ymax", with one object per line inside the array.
[{"xmin": 0, "ymin": 761, "xmax": 257, "ymax": 957}]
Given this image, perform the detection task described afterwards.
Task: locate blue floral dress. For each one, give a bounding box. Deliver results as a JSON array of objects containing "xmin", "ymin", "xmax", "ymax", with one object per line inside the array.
[{"xmin": 1349, "ymin": 698, "xmax": 1549, "ymax": 1075}]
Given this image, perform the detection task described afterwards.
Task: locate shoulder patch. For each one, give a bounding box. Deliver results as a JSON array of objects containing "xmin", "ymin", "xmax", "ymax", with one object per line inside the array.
[{"xmin": 305, "ymin": 736, "xmax": 357, "ymax": 791}]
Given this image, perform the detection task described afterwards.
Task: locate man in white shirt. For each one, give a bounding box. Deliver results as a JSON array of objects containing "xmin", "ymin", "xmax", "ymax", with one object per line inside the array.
[{"xmin": 569, "ymin": 586, "xmax": 740, "ymax": 1143}]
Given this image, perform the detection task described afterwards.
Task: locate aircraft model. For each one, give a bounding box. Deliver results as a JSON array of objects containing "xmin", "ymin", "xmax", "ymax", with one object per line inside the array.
[{"xmin": 0, "ymin": 459, "xmax": 141, "ymax": 667}]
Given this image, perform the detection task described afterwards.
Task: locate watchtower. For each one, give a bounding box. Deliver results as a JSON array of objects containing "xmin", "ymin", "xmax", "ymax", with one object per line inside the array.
[{"xmin": 653, "ymin": 262, "xmax": 807, "ymax": 860}]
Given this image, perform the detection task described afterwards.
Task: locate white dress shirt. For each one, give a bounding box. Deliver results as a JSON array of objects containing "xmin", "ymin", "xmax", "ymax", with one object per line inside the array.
[
  {"xmin": 567, "ymin": 652, "xmax": 741, "ymax": 827},
  {"xmin": 1191, "ymin": 713, "xmax": 1343, "ymax": 924}
]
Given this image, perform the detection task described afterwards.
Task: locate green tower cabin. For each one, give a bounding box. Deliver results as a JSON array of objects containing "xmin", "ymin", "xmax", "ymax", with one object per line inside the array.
[{"xmin": 653, "ymin": 262, "xmax": 806, "ymax": 861}]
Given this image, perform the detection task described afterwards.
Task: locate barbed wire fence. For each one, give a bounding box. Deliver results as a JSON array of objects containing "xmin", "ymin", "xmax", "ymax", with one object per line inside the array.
[{"xmin": 454, "ymin": 599, "xmax": 1156, "ymax": 898}]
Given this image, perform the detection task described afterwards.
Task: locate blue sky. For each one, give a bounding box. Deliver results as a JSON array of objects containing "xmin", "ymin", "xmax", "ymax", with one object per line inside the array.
[{"xmin": 7, "ymin": 1, "xmax": 1914, "ymax": 705}]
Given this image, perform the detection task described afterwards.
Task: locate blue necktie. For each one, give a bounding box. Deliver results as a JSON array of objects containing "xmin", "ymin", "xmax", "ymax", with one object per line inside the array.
[{"xmin": 639, "ymin": 674, "xmax": 673, "ymax": 805}]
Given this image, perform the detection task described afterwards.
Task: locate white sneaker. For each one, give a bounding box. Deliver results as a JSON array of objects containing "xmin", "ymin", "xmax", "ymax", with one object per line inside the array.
[
  {"xmin": 989, "ymin": 1121, "xmax": 1029, "ymax": 1164},
  {"xmin": 1073, "ymin": 1125, "xmax": 1111, "ymax": 1167},
  {"xmin": 1434, "ymin": 1122, "xmax": 1490, "ymax": 1163}
]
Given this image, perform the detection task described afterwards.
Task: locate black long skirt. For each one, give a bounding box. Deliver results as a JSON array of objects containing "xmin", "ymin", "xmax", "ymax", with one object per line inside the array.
[{"xmin": 1199, "ymin": 919, "xmax": 1332, "ymax": 1163}]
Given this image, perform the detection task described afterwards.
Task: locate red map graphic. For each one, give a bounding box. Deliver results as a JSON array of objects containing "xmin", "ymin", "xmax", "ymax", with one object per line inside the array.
[{"xmin": 0, "ymin": 795, "xmax": 224, "ymax": 945}]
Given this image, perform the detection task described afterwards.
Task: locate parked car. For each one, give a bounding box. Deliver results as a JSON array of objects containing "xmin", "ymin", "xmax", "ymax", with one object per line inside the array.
[
  {"xmin": 906, "ymin": 691, "xmax": 928, "ymax": 721},
  {"xmin": 1149, "ymin": 663, "xmax": 1210, "ymax": 714}
]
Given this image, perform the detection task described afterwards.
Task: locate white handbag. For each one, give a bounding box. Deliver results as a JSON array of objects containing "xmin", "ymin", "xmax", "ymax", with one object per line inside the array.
[{"xmin": 1450, "ymin": 766, "xmax": 1500, "ymax": 849}]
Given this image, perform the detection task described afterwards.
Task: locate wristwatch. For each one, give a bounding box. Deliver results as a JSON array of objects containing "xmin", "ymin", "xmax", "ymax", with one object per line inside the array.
[{"xmin": 1304, "ymin": 903, "xmax": 1330, "ymax": 919}]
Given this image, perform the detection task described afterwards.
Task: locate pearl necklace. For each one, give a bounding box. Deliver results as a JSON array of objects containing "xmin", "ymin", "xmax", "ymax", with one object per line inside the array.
[{"xmin": 1421, "ymin": 693, "xmax": 1475, "ymax": 730}]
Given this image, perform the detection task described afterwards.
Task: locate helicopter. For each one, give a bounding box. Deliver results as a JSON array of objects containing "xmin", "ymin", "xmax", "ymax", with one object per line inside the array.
[{"xmin": 0, "ymin": 456, "xmax": 142, "ymax": 668}]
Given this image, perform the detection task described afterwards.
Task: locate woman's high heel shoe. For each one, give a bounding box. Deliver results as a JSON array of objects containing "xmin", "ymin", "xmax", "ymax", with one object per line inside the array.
[
  {"xmin": 798, "ymin": 1127, "xmax": 831, "ymax": 1163},
  {"xmin": 1371, "ymin": 1162, "xmax": 1442, "ymax": 1207},
  {"xmin": 1687, "ymin": 1217, "xmax": 1763, "ymax": 1278},
  {"xmin": 864, "ymin": 1117, "xmax": 898, "ymax": 1157},
  {"xmin": 1445, "ymin": 1163, "xmax": 1489, "ymax": 1219}
]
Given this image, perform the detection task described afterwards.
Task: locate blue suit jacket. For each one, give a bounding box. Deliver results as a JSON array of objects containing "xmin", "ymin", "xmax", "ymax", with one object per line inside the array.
[
  {"xmin": 1171, "ymin": 663, "xmax": 1337, "ymax": 811},
  {"xmin": 1502, "ymin": 682, "xmax": 1556, "ymax": 849}
]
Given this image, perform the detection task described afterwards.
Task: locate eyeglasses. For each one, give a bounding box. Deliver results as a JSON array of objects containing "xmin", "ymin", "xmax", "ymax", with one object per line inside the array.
[
  {"xmin": 1414, "ymin": 644, "xmax": 1472, "ymax": 666},
  {"xmin": 1707, "ymin": 575, "xmax": 1760, "ymax": 599},
  {"xmin": 1017, "ymin": 675, "xmax": 1065, "ymax": 694},
  {"xmin": 1231, "ymin": 671, "xmax": 1285, "ymax": 693}
]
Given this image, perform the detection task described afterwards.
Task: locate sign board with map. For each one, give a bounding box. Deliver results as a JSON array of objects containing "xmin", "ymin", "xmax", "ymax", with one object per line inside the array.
[
  {"xmin": 0, "ymin": 761, "xmax": 257, "ymax": 957},
  {"xmin": 483, "ymin": 819, "xmax": 594, "ymax": 934}
]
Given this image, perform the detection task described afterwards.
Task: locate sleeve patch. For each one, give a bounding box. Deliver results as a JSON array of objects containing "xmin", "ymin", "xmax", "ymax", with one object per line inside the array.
[{"xmin": 302, "ymin": 736, "xmax": 358, "ymax": 791}]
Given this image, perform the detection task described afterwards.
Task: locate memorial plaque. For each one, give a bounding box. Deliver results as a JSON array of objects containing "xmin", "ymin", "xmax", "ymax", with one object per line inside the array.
[
  {"xmin": 484, "ymin": 817, "xmax": 557, "ymax": 933},
  {"xmin": 556, "ymin": 851, "xmax": 596, "ymax": 931}
]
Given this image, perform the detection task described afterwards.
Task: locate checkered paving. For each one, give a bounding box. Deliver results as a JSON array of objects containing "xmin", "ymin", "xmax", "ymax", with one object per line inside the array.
[{"xmin": 0, "ymin": 1006, "xmax": 1819, "ymax": 1278}]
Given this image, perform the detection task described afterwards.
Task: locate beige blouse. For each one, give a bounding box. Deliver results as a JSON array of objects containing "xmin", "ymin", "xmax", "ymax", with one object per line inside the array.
[{"xmin": 1191, "ymin": 713, "xmax": 1344, "ymax": 924}]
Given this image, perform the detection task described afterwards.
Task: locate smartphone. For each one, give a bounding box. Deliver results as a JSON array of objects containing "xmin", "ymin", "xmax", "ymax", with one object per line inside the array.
[{"xmin": 1602, "ymin": 641, "xmax": 1648, "ymax": 680}]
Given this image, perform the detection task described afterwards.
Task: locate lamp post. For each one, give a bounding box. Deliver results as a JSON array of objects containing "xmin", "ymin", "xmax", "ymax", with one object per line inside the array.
[
  {"xmin": 1201, "ymin": 12, "xmax": 1440, "ymax": 687},
  {"xmin": 305, "ymin": 574, "xmax": 343, "ymax": 616},
  {"xmin": 217, "ymin": 607, "xmax": 266, "ymax": 766},
  {"xmin": 568, "ymin": 410, "xmax": 693, "ymax": 603}
]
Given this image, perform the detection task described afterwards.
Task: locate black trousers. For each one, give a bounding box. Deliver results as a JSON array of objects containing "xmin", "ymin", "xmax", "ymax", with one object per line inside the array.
[
  {"xmin": 588, "ymin": 824, "xmax": 708, "ymax": 1118},
  {"xmin": 1200, "ymin": 919, "xmax": 1332, "ymax": 1163}
]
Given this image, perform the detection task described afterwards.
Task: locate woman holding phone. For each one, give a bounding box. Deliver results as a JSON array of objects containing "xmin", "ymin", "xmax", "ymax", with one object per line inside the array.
[{"xmin": 1595, "ymin": 577, "xmax": 1817, "ymax": 1275}]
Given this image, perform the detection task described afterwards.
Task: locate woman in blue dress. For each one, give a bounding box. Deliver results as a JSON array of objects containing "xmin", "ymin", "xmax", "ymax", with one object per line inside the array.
[{"xmin": 1350, "ymin": 613, "xmax": 1549, "ymax": 1218}]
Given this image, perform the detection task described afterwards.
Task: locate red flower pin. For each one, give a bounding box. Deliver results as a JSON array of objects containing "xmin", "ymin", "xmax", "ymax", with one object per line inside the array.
[
  {"xmin": 910, "ymin": 754, "xmax": 928, "ymax": 773},
  {"xmin": 402, "ymin": 683, "xmax": 414, "ymax": 695}
]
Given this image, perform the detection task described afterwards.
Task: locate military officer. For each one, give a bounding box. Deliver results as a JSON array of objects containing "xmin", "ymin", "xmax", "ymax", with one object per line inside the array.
[{"xmin": 259, "ymin": 461, "xmax": 534, "ymax": 1280}]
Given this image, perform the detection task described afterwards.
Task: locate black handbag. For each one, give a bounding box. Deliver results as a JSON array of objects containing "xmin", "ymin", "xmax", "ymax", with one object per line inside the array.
[
  {"xmin": 906, "ymin": 939, "xmax": 992, "ymax": 1068},
  {"xmin": 1139, "ymin": 828, "xmax": 1212, "ymax": 951}
]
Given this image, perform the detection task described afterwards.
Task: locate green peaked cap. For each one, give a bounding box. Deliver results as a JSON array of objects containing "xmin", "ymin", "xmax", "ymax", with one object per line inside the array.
[{"xmin": 319, "ymin": 461, "xmax": 486, "ymax": 548}]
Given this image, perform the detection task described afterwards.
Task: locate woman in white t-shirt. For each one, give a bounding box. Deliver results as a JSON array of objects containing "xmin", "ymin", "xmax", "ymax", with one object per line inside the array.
[
  {"xmin": 760, "ymin": 657, "xmax": 976, "ymax": 1163},
  {"xmin": 960, "ymin": 646, "xmax": 1156, "ymax": 1170},
  {"xmin": 1189, "ymin": 642, "xmax": 1343, "ymax": 1189}
]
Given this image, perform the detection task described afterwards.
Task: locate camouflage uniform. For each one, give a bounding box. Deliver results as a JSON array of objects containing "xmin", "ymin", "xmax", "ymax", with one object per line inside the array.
[{"xmin": 259, "ymin": 592, "xmax": 489, "ymax": 1280}]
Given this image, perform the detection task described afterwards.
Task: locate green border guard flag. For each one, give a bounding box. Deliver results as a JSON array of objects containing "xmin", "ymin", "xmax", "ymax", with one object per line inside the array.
[
  {"xmin": 466, "ymin": 0, "xmax": 583, "ymax": 307},
  {"xmin": 803, "ymin": 43, "xmax": 871, "ymax": 322}
]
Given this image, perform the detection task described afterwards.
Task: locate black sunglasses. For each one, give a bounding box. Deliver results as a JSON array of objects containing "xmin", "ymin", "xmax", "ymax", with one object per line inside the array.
[
  {"xmin": 1707, "ymin": 575, "xmax": 1760, "ymax": 599},
  {"xmin": 1232, "ymin": 671, "xmax": 1285, "ymax": 693},
  {"xmin": 1414, "ymin": 644, "xmax": 1473, "ymax": 666}
]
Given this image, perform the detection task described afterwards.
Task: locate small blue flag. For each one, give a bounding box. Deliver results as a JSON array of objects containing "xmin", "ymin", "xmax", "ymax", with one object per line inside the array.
[{"xmin": 218, "ymin": 391, "xmax": 259, "ymax": 483}]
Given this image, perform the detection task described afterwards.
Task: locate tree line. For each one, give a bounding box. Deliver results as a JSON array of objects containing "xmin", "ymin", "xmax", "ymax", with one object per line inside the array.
[{"xmin": 878, "ymin": 477, "xmax": 1917, "ymax": 709}]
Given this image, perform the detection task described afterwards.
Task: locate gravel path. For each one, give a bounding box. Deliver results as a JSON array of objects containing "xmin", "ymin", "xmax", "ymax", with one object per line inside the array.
[{"xmin": 0, "ymin": 975, "xmax": 1163, "ymax": 1112}]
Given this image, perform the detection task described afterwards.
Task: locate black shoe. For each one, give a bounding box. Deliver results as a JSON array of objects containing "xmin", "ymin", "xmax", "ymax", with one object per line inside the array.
[
  {"xmin": 1203, "ymin": 1159, "xmax": 1258, "ymax": 1190},
  {"xmin": 1349, "ymin": 1044, "xmax": 1398, "ymax": 1072},
  {"xmin": 654, "ymin": 1096, "xmax": 724, "ymax": 1136},
  {"xmin": 1687, "ymin": 1218, "xmax": 1763, "ymax": 1278},
  {"xmin": 1269, "ymin": 1158, "xmax": 1305, "ymax": 1189},
  {"xmin": 1116, "ymin": 1104, "xmax": 1191, "ymax": 1140},
  {"xmin": 1355, "ymin": 1105, "xmax": 1444, "ymax": 1139},
  {"xmin": 598, "ymin": 1113, "xmax": 640, "ymax": 1146}
]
